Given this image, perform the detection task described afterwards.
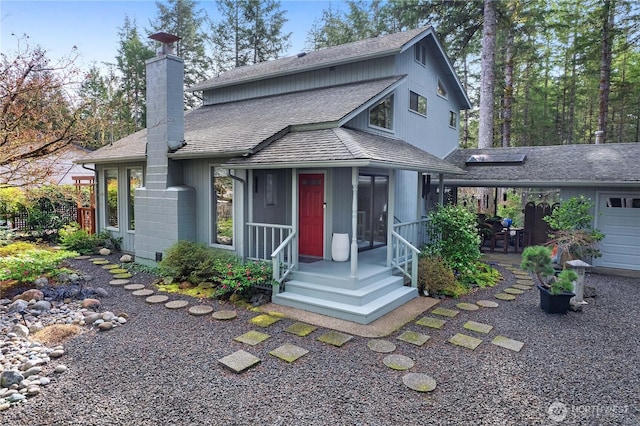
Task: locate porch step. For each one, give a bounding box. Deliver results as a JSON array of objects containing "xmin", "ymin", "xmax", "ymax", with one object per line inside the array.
[
  {"xmin": 290, "ymin": 266, "xmax": 395, "ymax": 290},
  {"xmin": 272, "ymin": 286, "xmax": 418, "ymax": 325},
  {"xmin": 283, "ymin": 275, "xmax": 405, "ymax": 306}
]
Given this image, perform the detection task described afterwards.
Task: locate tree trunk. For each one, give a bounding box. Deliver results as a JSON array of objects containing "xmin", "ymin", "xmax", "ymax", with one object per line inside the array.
[
  {"xmin": 478, "ymin": 0, "xmax": 497, "ymax": 149},
  {"xmin": 598, "ymin": 0, "xmax": 615, "ymax": 142}
]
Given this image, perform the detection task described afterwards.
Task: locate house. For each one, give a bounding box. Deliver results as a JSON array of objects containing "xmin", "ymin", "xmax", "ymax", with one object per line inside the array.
[
  {"xmin": 443, "ymin": 143, "xmax": 640, "ymax": 272},
  {"xmin": 79, "ymin": 27, "xmax": 470, "ymax": 323}
]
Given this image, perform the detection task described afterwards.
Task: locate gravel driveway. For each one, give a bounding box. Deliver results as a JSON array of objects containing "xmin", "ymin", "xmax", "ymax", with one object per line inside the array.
[{"xmin": 1, "ymin": 256, "xmax": 639, "ymax": 425}]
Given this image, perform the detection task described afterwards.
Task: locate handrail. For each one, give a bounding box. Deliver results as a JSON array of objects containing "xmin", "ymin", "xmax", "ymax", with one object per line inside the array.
[
  {"xmin": 390, "ymin": 230, "xmax": 420, "ymax": 289},
  {"xmin": 270, "ymin": 231, "xmax": 296, "ymax": 294},
  {"xmin": 393, "ymin": 217, "xmax": 434, "ymax": 248},
  {"xmin": 246, "ymin": 222, "xmax": 293, "ymax": 261}
]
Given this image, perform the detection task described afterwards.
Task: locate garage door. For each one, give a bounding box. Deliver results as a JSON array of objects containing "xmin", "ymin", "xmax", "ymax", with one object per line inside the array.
[{"xmin": 595, "ymin": 193, "xmax": 640, "ymax": 270}]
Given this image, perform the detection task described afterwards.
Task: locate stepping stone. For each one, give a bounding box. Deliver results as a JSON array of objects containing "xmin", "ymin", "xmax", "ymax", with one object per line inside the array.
[
  {"xmin": 456, "ymin": 302, "xmax": 479, "ymax": 311},
  {"xmin": 234, "ymin": 330, "xmax": 270, "ymax": 346},
  {"xmin": 188, "ymin": 305, "xmax": 214, "ymax": 316},
  {"xmin": 416, "ymin": 316, "xmax": 446, "ymax": 329},
  {"xmin": 92, "ymin": 260, "xmax": 110, "ymax": 265},
  {"xmin": 101, "ymin": 264, "xmax": 118, "ymax": 269},
  {"xmin": 492, "ymin": 335, "xmax": 524, "ymax": 352},
  {"xmin": 495, "ymin": 293, "xmax": 516, "ymax": 301},
  {"xmin": 131, "ymin": 289, "xmax": 154, "ymax": 297},
  {"xmin": 476, "ymin": 300, "xmax": 499, "ymax": 308},
  {"xmin": 317, "ymin": 331, "xmax": 353, "ymax": 347},
  {"xmin": 113, "ymin": 273, "xmax": 132, "ymax": 279},
  {"xmin": 431, "ymin": 307, "xmax": 459, "ymax": 318},
  {"xmin": 463, "ymin": 320, "xmax": 494, "ymax": 334},
  {"xmin": 212, "ymin": 310, "xmax": 237, "ymax": 320},
  {"xmin": 503, "ymin": 288, "xmax": 524, "ymax": 295},
  {"xmin": 383, "ymin": 354, "xmax": 414, "ymax": 371},
  {"xmin": 512, "ymin": 284, "xmax": 533, "ymax": 290},
  {"xmin": 109, "ymin": 279, "xmax": 130, "ymax": 286},
  {"xmin": 403, "ymin": 373, "xmax": 437, "ymax": 392},
  {"xmin": 88, "ymin": 257, "xmax": 105, "ymax": 261},
  {"xmin": 165, "ymin": 300, "xmax": 189, "ymax": 309},
  {"xmin": 218, "ymin": 350, "xmax": 261, "ymax": 373},
  {"xmin": 124, "ymin": 284, "xmax": 145, "ymax": 290},
  {"xmin": 285, "ymin": 322, "xmax": 317, "ymax": 337},
  {"xmin": 109, "ymin": 268, "xmax": 128, "ymax": 274},
  {"xmin": 397, "ymin": 331, "xmax": 430, "ymax": 346},
  {"xmin": 74, "ymin": 255, "xmax": 91, "ymax": 260},
  {"xmin": 367, "ymin": 339, "xmax": 396, "ymax": 353},
  {"xmin": 269, "ymin": 343, "xmax": 309, "ymax": 363},
  {"xmin": 249, "ymin": 314, "xmax": 282, "ymax": 327},
  {"xmin": 146, "ymin": 295, "xmax": 169, "ymax": 304},
  {"xmin": 448, "ymin": 333, "xmax": 482, "ymax": 350},
  {"xmin": 516, "ymin": 279, "xmax": 535, "ymax": 285}
]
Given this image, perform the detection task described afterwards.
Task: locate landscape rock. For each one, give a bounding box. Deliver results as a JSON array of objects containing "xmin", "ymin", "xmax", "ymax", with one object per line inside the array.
[
  {"xmin": 13, "ymin": 289, "xmax": 44, "ymax": 302},
  {"xmin": 98, "ymin": 248, "xmax": 111, "ymax": 256},
  {"xmin": 10, "ymin": 324, "xmax": 29, "ymax": 338},
  {"xmin": 81, "ymin": 298, "xmax": 101, "ymax": 310},
  {"xmin": 98, "ymin": 321, "xmax": 113, "ymax": 331},
  {"xmin": 32, "ymin": 300, "xmax": 52, "ymax": 312},
  {"xmin": 0, "ymin": 370, "xmax": 24, "ymax": 388},
  {"xmin": 120, "ymin": 254, "xmax": 133, "ymax": 263},
  {"xmin": 33, "ymin": 277, "xmax": 49, "ymax": 289}
]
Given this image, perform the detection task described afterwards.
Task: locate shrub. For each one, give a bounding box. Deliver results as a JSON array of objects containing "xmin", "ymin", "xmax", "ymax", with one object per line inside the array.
[
  {"xmin": 159, "ymin": 240, "xmax": 215, "ymax": 283},
  {"xmin": 460, "ymin": 262, "xmax": 502, "ymax": 288},
  {"xmin": 214, "ymin": 260, "xmax": 272, "ymax": 298},
  {"xmin": 59, "ymin": 223, "xmax": 121, "ymax": 254},
  {"xmin": 550, "ymin": 269, "xmax": 577, "ymax": 295},
  {"xmin": 0, "ymin": 241, "xmax": 37, "ymax": 257},
  {"xmin": 0, "ymin": 247, "xmax": 78, "ymax": 283},
  {"xmin": 417, "ymin": 255, "xmax": 467, "ymax": 298},
  {"xmin": 521, "ymin": 245, "xmax": 555, "ymax": 284}
]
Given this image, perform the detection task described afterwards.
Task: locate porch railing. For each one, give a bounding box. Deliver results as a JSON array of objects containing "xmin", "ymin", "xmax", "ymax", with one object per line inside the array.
[
  {"xmin": 246, "ymin": 222, "xmax": 293, "ymax": 261},
  {"xmin": 270, "ymin": 231, "xmax": 297, "ymax": 294},
  {"xmin": 393, "ymin": 217, "xmax": 435, "ymax": 249},
  {"xmin": 390, "ymin": 231, "xmax": 420, "ymax": 288}
]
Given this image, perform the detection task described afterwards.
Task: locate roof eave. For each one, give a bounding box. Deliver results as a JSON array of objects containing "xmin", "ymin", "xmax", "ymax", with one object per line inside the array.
[
  {"xmin": 76, "ymin": 155, "xmax": 146, "ymax": 165},
  {"xmin": 442, "ymin": 179, "xmax": 640, "ymax": 188}
]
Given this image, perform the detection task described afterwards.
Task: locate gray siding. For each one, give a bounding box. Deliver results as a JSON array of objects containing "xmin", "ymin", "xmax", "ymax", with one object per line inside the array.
[{"xmin": 251, "ymin": 169, "xmax": 292, "ymax": 225}]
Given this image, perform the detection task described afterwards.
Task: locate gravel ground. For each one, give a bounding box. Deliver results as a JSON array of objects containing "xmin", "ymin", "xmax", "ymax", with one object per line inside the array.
[{"xmin": 1, "ymin": 255, "xmax": 639, "ymax": 426}]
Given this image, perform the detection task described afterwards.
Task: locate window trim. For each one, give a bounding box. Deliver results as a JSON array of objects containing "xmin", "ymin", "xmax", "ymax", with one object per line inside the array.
[
  {"xmin": 409, "ymin": 90, "xmax": 427, "ymax": 117},
  {"xmin": 449, "ymin": 111, "xmax": 458, "ymax": 129},
  {"xmin": 209, "ymin": 165, "xmax": 235, "ymax": 250},
  {"xmin": 104, "ymin": 168, "xmax": 119, "ymax": 231},
  {"xmin": 126, "ymin": 167, "xmax": 144, "ymax": 232},
  {"xmin": 437, "ymin": 78, "xmax": 448, "ymax": 99},
  {"xmin": 368, "ymin": 94, "xmax": 394, "ymax": 132},
  {"xmin": 414, "ymin": 43, "xmax": 427, "ymax": 66}
]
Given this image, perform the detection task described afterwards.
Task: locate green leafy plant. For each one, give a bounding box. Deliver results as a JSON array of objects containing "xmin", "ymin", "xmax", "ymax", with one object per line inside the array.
[
  {"xmin": 521, "ymin": 245, "xmax": 555, "ymax": 285},
  {"xmin": 0, "ymin": 246, "xmax": 78, "ymax": 283},
  {"xmin": 214, "ymin": 260, "xmax": 273, "ymax": 298},
  {"xmin": 461, "ymin": 262, "xmax": 502, "ymax": 288},
  {"xmin": 417, "ymin": 255, "xmax": 467, "ymax": 298},
  {"xmin": 159, "ymin": 240, "xmax": 218, "ymax": 283},
  {"xmin": 59, "ymin": 223, "xmax": 121, "ymax": 254},
  {"xmin": 549, "ymin": 269, "xmax": 577, "ymax": 295}
]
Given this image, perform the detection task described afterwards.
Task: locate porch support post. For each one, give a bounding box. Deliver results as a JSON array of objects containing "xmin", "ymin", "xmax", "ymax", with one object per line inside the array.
[
  {"xmin": 438, "ymin": 173, "xmax": 445, "ymax": 205},
  {"xmin": 292, "ymin": 168, "xmax": 299, "ymax": 270},
  {"xmin": 387, "ymin": 169, "xmax": 396, "ymax": 267},
  {"xmin": 350, "ymin": 167, "xmax": 358, "ymax": 279}
]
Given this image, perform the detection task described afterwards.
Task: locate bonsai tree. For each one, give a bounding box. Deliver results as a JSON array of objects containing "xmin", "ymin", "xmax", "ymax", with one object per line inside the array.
[
  {"xmin": 551, "ymin": 269, "xmax": 577, "ymax": 295},
  {"xmin": 544, "ymin": 195, "xmax": 604, "ymax": 262},
  {"xmin": 521, "ymin": 245, "xmax": 555, "ymax": 285}
]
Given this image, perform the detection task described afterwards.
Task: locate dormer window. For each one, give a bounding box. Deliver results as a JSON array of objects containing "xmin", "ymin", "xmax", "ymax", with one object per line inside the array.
[
  {"xmin": 409, "ymin": 91, "xmax": 427, "ymax": 116},
  {"xmin": 437, "ymin": 78, "xmax": 448, "ymax": 98},
  {"xmin": 415, "ymin": 43, "xmax": 427, "ymax": 65},
  {"xmin": 369, "ymin": 94, "xmax": 394, "ymax": 130}
]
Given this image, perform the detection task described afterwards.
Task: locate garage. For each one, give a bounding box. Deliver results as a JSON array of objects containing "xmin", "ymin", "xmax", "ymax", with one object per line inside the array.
[{"xmin": 595, "ymin": 192, "xmax": 640, "ymax": 271}]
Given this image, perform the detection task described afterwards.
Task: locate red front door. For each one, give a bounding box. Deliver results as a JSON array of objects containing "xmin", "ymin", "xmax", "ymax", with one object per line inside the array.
[{"xmin": 299, "ymin": 173, "xmax": 324, "ymax": 257}]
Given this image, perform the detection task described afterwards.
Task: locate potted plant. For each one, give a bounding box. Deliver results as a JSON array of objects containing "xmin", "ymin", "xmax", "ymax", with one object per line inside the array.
[{"xmin": 521, "ymin": 245, "xmax": 576, "ymax": 314}]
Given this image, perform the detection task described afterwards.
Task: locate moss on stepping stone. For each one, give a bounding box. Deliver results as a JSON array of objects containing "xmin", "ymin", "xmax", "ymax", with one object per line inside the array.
[
  {"xmin": 476, "ymin": 300, "xmax": 499, "ymax": 308},
  {"xmin": 267, "ymin": 311, "xmax": 286, "ymax": 318},
  {"xmin": 285, "ymin": 322, "xmax": 317, "ymax": 337},
  {"xmin": 512, "ymin": 284, "xmax": 533, "ymax": 290},
  {"xmin": 74, "ymin": 255, "xmax": 91, "ymax": 260},
  {"xmin": 101, "ymin": 264, "xmax": 118, "ymax": 270},
  {"xmin": 165, "ymin": 300, "xmax": 189, "ymax": 309},
  {"xmin": 463, "ymin": 320, "xmax": 494, "ymax": 334},
  {"xmin": 188, "ymin": 305, "xmax": 214, "ymax": 316},
  {"xmin": 495, "ymin": 293, "xmax": 516, "ymax": 301},
  {"xmin": 113, "ymin": 273, "xmax": 132, "ymax": 279},
  {"xmin": 397, "ymin": 331, "xmax": 430, "ymax": 346},
  {"xmin": 448, "ymin": 333, "xmax": 482, "ymax": 350},
  {"xmin": 109, "ymin": 279, "xmax": 130, "ymax": 286},
  {"xmin": 503, "ymin": 288, "xmax": 524, "ymax": 295},
  {"xmin": 146, "ymin": 295, "xmax": 169, "ymax": 304},
  {"xmin": 249, "ymin": 314, "xmax": 282, "ymax": 327},
  {"xmin": 131, "ymin": 289, "xmax": 154, "ymax": 297},
  {"xmin": 88, "ymin": 257, "xmax": 104, "ymax": 261},
  {"xmin": 218, "ymin": 350, "xmax": 261, "ymax": 373},
  {"xmin": 492, "ymin": 335, "xmax": 524, "ymax": 352},
  {"xmin": 516, "ymin": 279, "xmax": 534, "ymax": 285},
  {"xmin": 123, "ymin": 284, "xmax": 145, "ymax": 290},
  {"xmin": 403, "ymin": 373, "xmax": 437, "ymax": 392},
  {"xmin": 416, "ymin": 316, "xmax": 447, "ymax": 329},
  {"xmin": 456, "ymin": 302, "xmax": 479, "ymax": 311},
  {"xmin": 109, "ymin": 268, "xmax": 128, "ymax": 274},
  {"xmin": 234, "ymin": 330, "xmax": 270, "ymax": 346},
  {"xmin": 367, "ymin": 339, "xmax": 396, "ymax": 353},
  {"xmin": 383, "ymin": 354, "xmax": 414, "ymax": 371},
  {"xmin": 92, "ymin": 260, "xmax": 110, "ymax": 265},
  {"xmin": 431, "ymin": 307, "xmax": 459, "ymax": 318},
  {"xmin": 269, "ymin": 343, "xmax": 309, "ymax": 363},
  {"xmin": 317, "ymin": 331, "xmax": 353, "ymax": 347},
  {"xmin": 212, "ymin": 310, "xmax": 237, "ymax": 320}
]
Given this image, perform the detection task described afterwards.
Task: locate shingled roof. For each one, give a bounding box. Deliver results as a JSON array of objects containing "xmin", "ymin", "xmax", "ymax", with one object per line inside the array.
[
  {"xmin": 226, "ymin": 127, "xmax": 466, "ymax": 174},
  {"xmin": 444, "ymin": 143, "xmax": 640, "ymax": 187}
]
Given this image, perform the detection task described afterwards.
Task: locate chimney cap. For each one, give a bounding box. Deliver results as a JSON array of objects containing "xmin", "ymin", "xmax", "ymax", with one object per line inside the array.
[{"xmin": 149, "ymin": 32, "xmax": 181, "ymax": 44}]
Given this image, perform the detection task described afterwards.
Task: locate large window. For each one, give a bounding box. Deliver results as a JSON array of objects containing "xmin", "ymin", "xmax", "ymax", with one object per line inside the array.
[
  {"xmin": 410, "ymin": 91, "xmax": 427, "ymax": 116},
  {"xmin": 127, "ymin": 168, "xmax": 143, "ymax": 230},
  {"xmin": 105, "ymin": 169, "xmax": 118, "ymax": 228},
  {"xmin": 369, "ymin": 95, "xmax": 394, "ymax": 130},
  {"xmin": 211, "ymin": 167, "xmax": 233, "ymax": 246}
]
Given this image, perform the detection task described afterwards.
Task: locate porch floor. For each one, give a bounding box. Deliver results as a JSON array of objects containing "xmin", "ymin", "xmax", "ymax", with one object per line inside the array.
[{"xmin": 297, "ymin": 246, "xmax": 388, "ymax": 277}]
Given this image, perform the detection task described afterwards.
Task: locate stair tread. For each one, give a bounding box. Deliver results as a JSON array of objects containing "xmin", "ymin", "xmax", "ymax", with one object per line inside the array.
[{"xmin": 285, "ymin": 275, "xmax": 403, "ymax": 296}]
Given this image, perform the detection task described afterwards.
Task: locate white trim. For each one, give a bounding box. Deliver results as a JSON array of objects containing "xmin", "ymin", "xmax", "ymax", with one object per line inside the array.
[{"xmin": 208, "ymin": 165, "xmax": 236, "ymax": 250}]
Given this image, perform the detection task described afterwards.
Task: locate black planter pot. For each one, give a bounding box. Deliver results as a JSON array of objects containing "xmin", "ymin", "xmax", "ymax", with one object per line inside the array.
[{"xmin": 537, "ymin": 284, "xmax": 575, "ymax": 314}]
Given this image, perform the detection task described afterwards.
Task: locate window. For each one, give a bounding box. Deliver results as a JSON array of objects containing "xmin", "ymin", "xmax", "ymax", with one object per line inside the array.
[
  {"xmin": 369, "ymin": 95, "xmax": 394, "ymax": 130},
  {"xmin": 607, "ymin": 197, "xmax": 640, "ymax": 208},
  {"xmin": 414, "ymin": 43, "xmax": 426, "ymax": 65},
  {"xmin": 211, "ymin": 167, "xmax": 233, "ymax": 246},
  {"xmin": 437, "ymin": 79, "xmax": 448, "ymax": 98},
  {"xmin": 266, "ymin": 173, "xmax": 276, "ymax": 206},
  {"xmin": 127, "ymin": 168, "xmax": 143, "ymax": 230},
  {"xmin": 409, "ymin": 91, "xmax": 427, "ymax": 116},
  {"xmin": 449, "ymin": 111, "xmax": 457, "ymax": 128},
  {"xmin": 105, "ymin": 169, "xmax": 118, "ymax": 228}
]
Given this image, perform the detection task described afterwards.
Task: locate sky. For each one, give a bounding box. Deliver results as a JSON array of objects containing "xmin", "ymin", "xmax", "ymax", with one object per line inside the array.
[{"xmin": 0, "ymin": 0, "xmax": 343, "ymax": 70}]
